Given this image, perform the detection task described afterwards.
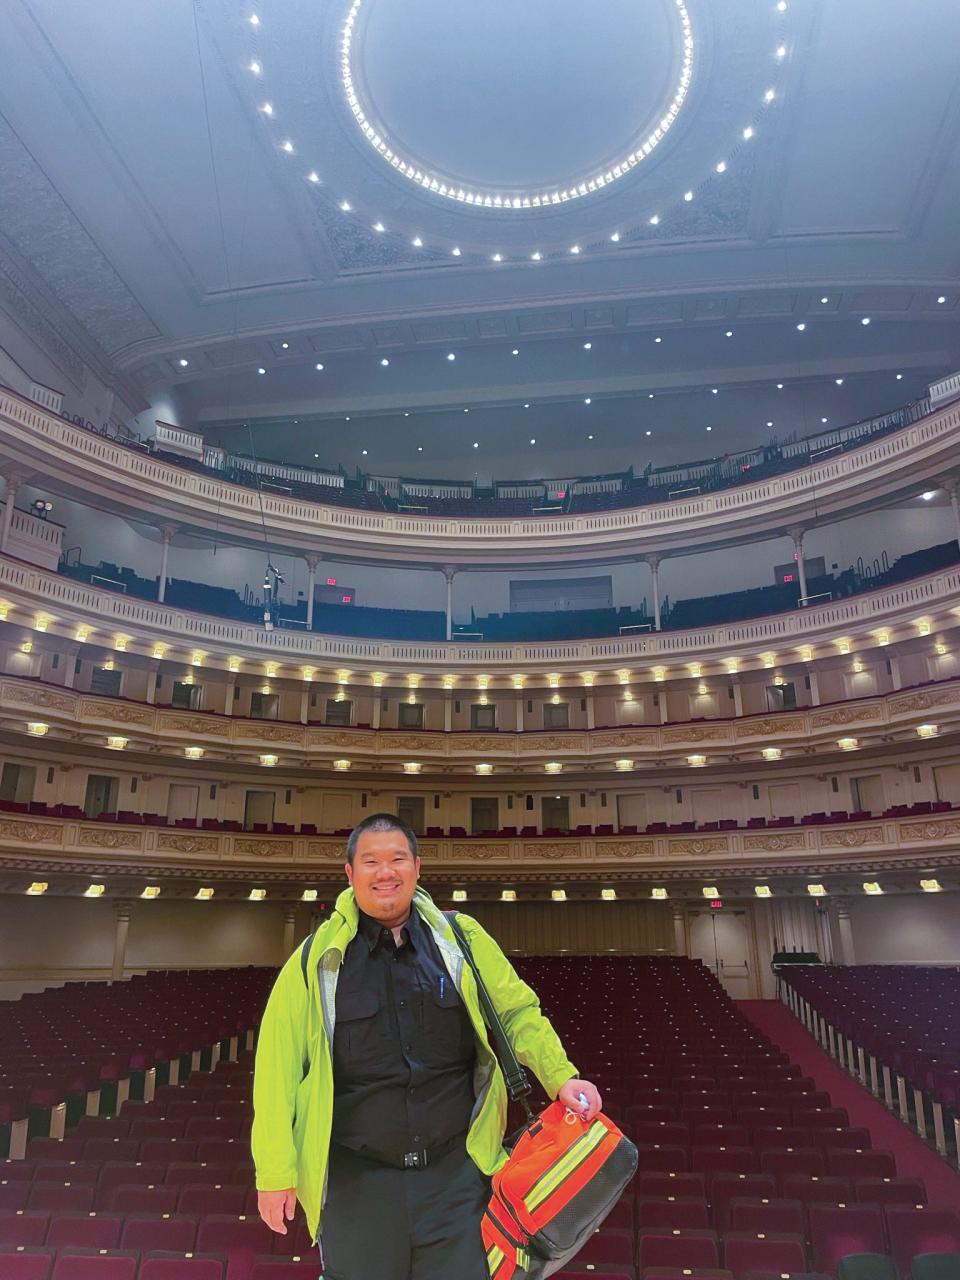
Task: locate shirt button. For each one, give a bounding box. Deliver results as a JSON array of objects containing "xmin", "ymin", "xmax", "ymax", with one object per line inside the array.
[
  {"xmin": 399, "ymin": 1001, "xmax": 406, "ymax": 1008},
  {"xmin": 408, "ymin": 1087, "xmax": 415, "ymax": 1096}
]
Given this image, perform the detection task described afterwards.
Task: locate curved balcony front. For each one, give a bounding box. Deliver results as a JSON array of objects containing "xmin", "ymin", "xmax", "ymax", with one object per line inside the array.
[{"xmin": 2, "ymin": 387, "xmax": 959, "ymax": 567}]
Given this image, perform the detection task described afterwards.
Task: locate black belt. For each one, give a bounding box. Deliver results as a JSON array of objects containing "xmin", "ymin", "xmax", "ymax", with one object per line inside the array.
[{"xmin": 334, "ymin": 1132, "xmax": 463, "ymax": 1171}]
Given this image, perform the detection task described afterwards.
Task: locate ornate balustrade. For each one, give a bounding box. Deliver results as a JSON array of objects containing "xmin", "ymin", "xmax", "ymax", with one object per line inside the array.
[
  {"xmin": 1, "ymin": 553, "xmax": 959, "ymax": 677},
  {"xmin": 2, "ymin": 385, "xmax": 959, "ymax": 566}
]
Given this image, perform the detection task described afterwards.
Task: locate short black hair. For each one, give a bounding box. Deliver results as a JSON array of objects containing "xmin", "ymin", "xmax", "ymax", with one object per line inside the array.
[{"xmin": 345, "ymin": 812, "xmax": 419, "ymax": 866}]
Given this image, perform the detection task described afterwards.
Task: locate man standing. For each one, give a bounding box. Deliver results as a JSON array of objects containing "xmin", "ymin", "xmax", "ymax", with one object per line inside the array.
[{"xmin": 253, "ymin": 812, "xmax": 601, "ymax": 1279}]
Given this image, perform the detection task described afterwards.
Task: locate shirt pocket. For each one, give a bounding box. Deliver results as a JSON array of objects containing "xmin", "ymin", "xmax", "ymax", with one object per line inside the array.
[
  {"xmin": 425, "ymin": 983, "xmax": 474, "ymax": 1064},
  {"xmin": 336, "ymin": 987, "xmax": 386, "ymax": 1068}
]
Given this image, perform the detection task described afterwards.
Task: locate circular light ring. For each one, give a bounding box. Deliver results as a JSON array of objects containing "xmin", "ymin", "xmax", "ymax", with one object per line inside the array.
[{"xmin": 340, "ymin": 0, "xmax": 694, "ymax": 209}]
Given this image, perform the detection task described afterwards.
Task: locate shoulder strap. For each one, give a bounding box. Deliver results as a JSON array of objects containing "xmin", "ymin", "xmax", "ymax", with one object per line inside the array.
[
  {"xmin": 444, "ymin": 911, "xmax": 533, "ymax": 1109},
  {"xmin": 299, "ymin": 929, "xmax": 316, "ymax": 988}
]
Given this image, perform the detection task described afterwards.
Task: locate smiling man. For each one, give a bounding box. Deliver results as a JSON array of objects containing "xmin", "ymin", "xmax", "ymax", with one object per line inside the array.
[{"xmin": 252, "ymin": 811, "xmax": 600, "ymax": 1280}]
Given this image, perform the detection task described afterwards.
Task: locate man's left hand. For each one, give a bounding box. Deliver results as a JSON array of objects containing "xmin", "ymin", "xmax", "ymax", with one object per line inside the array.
[{"xmin": 558, "ymin": 1077, "xmax": 603, "ymax": 1122}]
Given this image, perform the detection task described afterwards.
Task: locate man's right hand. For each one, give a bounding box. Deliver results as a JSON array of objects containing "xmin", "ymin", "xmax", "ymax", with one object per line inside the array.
[{"xmin": 258, "ymin": 1187, "xmax": 297, "ymax": 1234}]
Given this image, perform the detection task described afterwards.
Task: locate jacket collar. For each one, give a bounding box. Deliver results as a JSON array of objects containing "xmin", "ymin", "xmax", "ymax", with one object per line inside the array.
[{"xmin": 314, "ymin": 884, "xmax": 447, "ymax": 967}]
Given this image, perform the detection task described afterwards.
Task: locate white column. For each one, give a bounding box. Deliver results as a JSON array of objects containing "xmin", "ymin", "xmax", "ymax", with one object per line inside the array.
[
  {"xmin": 672, "ymin": 904, "xmax": 687, "ymax": 956},
  {"xmin": 516, "ymin": 693, "xmax": 525, "ymax": 732},
  {"xmin": 946, "ymin": 481, "xmax": 960, "ymax": 552},
  {"xmin": 731, "ymin": 679, "xmax": 744, "ymax": 717},
  {"xmin": 789, "ymin": 527, "xmax": 809, "ymax": 604},
  {"xmin": 1, "ymin": 475, "xmax": 21, "ymax": 552},
  {"xmin": 304, "ymin": 554, "xmax": 321, "ymax": 630},
  {"xmin": 300, "ymin": 684, "xmax": 310, "ymax": 725},
  {"xmin": 833, "ymin": 897, "xmax": 856, "ymax": 965},
  {"xmin": 584, "ymin": 691, "xmax": 595, "ymax": 729},
  {"xmin": 225, "ymin": 677, "xmax": 237, "ymax": 716},
  {"xmin": 111, "ymin": 901, "xmax": 133, "ymax": 984},
  {"xmin": 443, "ymin": 566, "xmax": 456, "ymax": 642},
  {"xmin": 157, "ymin": 525, "xmax": 177, "ymax": 603},
  {"xmin": 807, "ymin": 668, "xmax": 821, "ymax": 706},
  {"xmin": 145, "ymin": 662, "xmax": 160, "ymax": 705},
  {"xmin": 63, "ymin": 646, "xmax": 81, "ymax": 690},
  {"xmin": 372, "ymin": 687, "xmax": 382, "ymax": 730},
  {"xmin": 444, "ymin": 690, "xmax": 453, "ymax": 732},
  {"xmin": 887, "ymin": 653, "xmax": 903, "ymax": 691},
  {"xmin": 281, "ymin": 905, "xmax": 298, "ymax": 960},
  {"xmin": 646, "ymin": 555, "xmax": 662, "ymax": 631}
]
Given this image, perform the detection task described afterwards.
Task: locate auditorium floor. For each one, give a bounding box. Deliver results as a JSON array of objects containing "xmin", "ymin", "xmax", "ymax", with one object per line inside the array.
[{"xmin": 740, "ymin": 1000, "xmax": 960, "ymax": 1211}]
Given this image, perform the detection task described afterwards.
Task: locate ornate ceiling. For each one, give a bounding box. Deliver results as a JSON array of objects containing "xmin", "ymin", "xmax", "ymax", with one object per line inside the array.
[{"xmin": 0, "ymin": 0, "xmax": 958, "ymax": 473}]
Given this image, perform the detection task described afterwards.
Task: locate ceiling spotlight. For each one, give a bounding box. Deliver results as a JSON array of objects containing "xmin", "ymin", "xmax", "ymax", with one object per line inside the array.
[
  {"xmin": 896, "ymin": 373, "xmax": 903, "ymax": 379},
  {"xmin": 492, "ymin": 252, "xmax": 503, "ymax": 262},
  {"xmin": 776, "ymin": 44, "xmax": 787, "ymax": 57},
  {"xmin": 308, "ymin": 171, "xmax": 320, "ymax": 183},
  {"xmin": 257, "ymin": 366, "xmax": 266, "ymax": 375},
  {"xmin": 821, "ymin": 416, "xmax": 828, "ymax": 423},
  {"xmin": 570, "ymin": 244, "xmax": 581, "ymax": 254},
  {"xmin": 281, "ymin": 341, "xmax": 289, "ymax": 349},
  {"xmin": 373, "ymin": 221, "xmax": 385, "ymax": 232},
  {"xmin": 921, "ymin": 490, "xmax": 936, "ymax": 500},
  {"xmin": 584, "ymin": 397, "xmax": 592, "ymax": 405},
  {"xmin": 281, "ymin": 140, "xmax": 294, "ymax": 153},
  {"xmin": 472, "ymin": 441, "xmax": 479, "ymax": 449},
  {"xmin": 861, "ymin": 316, "xmax": 871, "ymax": 325},
  {"xmin": 610, "ymin": 232, "xmax": 621, "ymax": 242},
  {"xmin": 711, "ymin": 387, "xmax": 719, "ymax": 394},
  {"xmin": 316, "ymin": 362, "xmax": 324, "ymax": 371},
  {"xmin": 417, "ymin": 445, "xmax": 423, "ymax": 451},
  {"xmin": 451, "ymin": 246, "xmax": 462, "ymax": 256},
  {"xmin": 261, "ymin": 102, "xmax": 274, "ymax": 115},
  {"xmin": 716, "ymin": 160, "xmax": 727, "ymax": 173},
  {"xmin": 821, "ymin": 296, "xmax": 830, "ymax": 304},
  {"xmin": 777, "ymin": 0, "xmax": 787, "ymax": 9},
  {"xmin": 529, "ymin": 438, "xmax": 536, "ymax": 445},
  {"xmin": 706, "ymin": 425, "xmax": 713, "ymax": 432},
  {"xmin": 178, "ymin": 358, "xmax": 189, "ymax": 367},
  {"xmin": 463, "ymin": 408, "xmax": 469, "ymax": 413},
  {"xmin": 937, "ymin": 295, "xmax": 947, "ymax": 304},
  {"xmin": 583, "ymin": 341, "xmax": 592, "ymax": 350},
  {"xmin": 361, "ymin": 449, "xmax": 367, "ymax": 455},
  {"xmin": 645, "ymin": 429, "xmax": 652, "ymax": 436},
  {"xmin": 648, "ymin": 393, "xmax": 655, "ymax": 399},
  {"xmin": 835, "ymin": 377, "xmax": 844, "ymax": 385},
  {"xmin": 655, "ymin": 336, "xmax": 662, "ymax": 343},
  {"xmin": 412, "ymin": 236, "xmax": 423, "ymax": 247},
  {"xmin": 766, "ymin": 421, "xmax": 774, "ymax": 427},
  {"xmin": 725, "ymin": 330, "xmax": 733, "ymax": 337},
  {"xmin": 777, "ymin": 382, "xmax": 784, "ymax": 389},
  {"xmin": 796, "ymin": 322, "xmax": 806, "ymax": 331},
  {"xmin": 764, "ymin": 88, "xmax": 776, "ymax": 102},
  {"xmin": 339, "ymin": 200, "xmax": 351, "ymax": 211},
  {"xmin": 531, "ymin": 251, "xmax": 542, "ymax": 261},
  {"xmin": 380, "ymin": 357, "xmax": 390, "ymax": 367},
  {"xmin": 523, "ymin": 402, "xmax": 530, "ymax": 409},
  {"xmin": 684, "ymin": 190, "xmax": 694, "ymax": 201},
  {"xmin": 743, "ymin": 126, "xmax": 755, "ymax": 139},
  {"xmin": 249, "ymin": 59, "xmax": 262, "ymax": 74},
  {"xmin": 249, "ymin": 12, "xmax": 260, "ymax": 24},
  {"xmin": 649, "ymin": 214, "xmax": 660, "ymax": 225},
  {"xmin": 512, "ymin": 348, "xmax": 519, "ymax": 355},
  {"xmin": 446, "ymin": 352, "xmax": 456, "ymax": 361}
]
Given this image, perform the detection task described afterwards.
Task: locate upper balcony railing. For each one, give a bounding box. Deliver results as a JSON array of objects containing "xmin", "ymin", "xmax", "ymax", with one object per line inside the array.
[{"xmin": 2, "ymin": 383, "xmax": 959, "ymax": 567}]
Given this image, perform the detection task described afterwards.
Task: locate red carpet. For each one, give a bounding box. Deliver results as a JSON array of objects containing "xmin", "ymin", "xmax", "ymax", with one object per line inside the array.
[{"xmin": 739, "ymin": 999, "xmax": 960, "ymax": 1212}]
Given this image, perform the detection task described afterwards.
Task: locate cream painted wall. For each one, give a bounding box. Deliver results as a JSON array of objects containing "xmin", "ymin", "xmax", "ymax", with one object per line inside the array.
[{"xmin": 844, "ymin": 892, "xmax": 960, "ymax": 965}]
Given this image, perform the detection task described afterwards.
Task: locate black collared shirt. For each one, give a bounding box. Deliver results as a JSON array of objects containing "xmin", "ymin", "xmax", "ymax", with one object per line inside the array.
[{"xmin": 331, "ymin": 904, "xmax": 477, "ymax": 1162}]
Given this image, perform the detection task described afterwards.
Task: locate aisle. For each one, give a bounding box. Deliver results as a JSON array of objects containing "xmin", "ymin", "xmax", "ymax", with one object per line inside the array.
[{"xmin": 739, "ymin": 999, "xmax": 960, "ymax": 1212}]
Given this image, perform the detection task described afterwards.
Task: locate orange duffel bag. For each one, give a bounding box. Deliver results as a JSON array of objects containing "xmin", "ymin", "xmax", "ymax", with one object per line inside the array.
[{"xmin": 446, "ymin": 915, "xmax": 638, "ymax": 1279}]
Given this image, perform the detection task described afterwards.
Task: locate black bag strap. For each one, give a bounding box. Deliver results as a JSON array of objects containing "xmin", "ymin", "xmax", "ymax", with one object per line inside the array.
[
  {"xmin": 299, "ymin": 930, "xmax": 316, "ymax": 988},
  {"xmin": 444, "ymin": 911, "xmax": 534, "ymax": 1113}
]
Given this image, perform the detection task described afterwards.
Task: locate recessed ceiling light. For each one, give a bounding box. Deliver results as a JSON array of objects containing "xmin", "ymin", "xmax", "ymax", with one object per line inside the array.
[
  {"xmin": 655, "ymin": 336, "xmax": 662, "ymax": 343},
  {"xmin": 648, "ymin": 393, "xmax": 655, "ymax": 399},
  {"xmin": 645, "ymin": 429, "xmax": 652, "ymax": 436},
  {"xmin": 261, "ymin": 102, "xmax": 274, "ymax": 115},
  {"xmin": 491, "ymin": 252, "xmax": 503, "ymax": 262},
  {"xmin": 447, "ymin": 352, "xmax": 456, "ymax": 361},
  {"xmin": 776, "ymin": 44, "xmax": 787, "ymax": 57},
  {"xmin": 820, "ymin": 296, "xmax": 829, "ymax": 304},
  {"xmin": 835, "ymin": 377, "xmax": 844, "ymax": 385},
  {"xmin": 766, "ymin": 421, "xmax": 773, "ymax": 427},
  {"xmin": 463, "ymin": 408, "xmax": 469, "ymax": 413},
  {"xmin": 249, "ymin": 12, "xmax": 260, "ymax": 24},
  {"xmin": 412, "ymin": 236, "xmax": 423, "ymax": 247},
  {"xmin": 281, "ymin": 341, "xmax": 289, "ymax": 349},
  {"xmin": 417, "ymin": 445, "xmax": 423, "ymax": 451},
  {"xmin": 764, "ymin": 88, "xmax": 776, "ymax": 102},
  {"xmin": 257, "ymin": 367, "xmax": 266, "ymax": 375},
  {"xmin": 777, "ymin": 1, "xmax": 787, "ymax": 10},
  {"xmin": 725, "ymin": 330, "xmax": 733, "ymax": 337},
  {"xmin": 587, "ymin": 433, "xmax": 594, "ymax": 440},
  {"xmin": 361, "ymin": 448, "xmax": 367, "ymax": 455},
  {"xmin": 684, "ymin": 190, "xmax": 694, "ymax": 201},
  {"xmin": 743, "ymin": 126, "xmax": 755, "ymax": 139},
  {"xmin": 345, "ymin": 415, "xmax": 351, "ymax": 420},
  {"xmin": 896, "ymin": 373, "xmax": 903, "ymax": 380},
  {"xmin": 523, "ymin": 403, "xmax": 530, "ymax": 409},
  {"xmin": 531, "ymin": 251, "xmax": 542, "ymax": 261},
  {"xmin": 861, "ymin": 316, "xmax": 871, "ymax": 325},
  {"xmin": 821, "ymin": 416, "xmax": 828, "ymax": 423},
  {"xmin": 308, "ymin": 171, "xmax": 320, "ymax": 183},
  {"xmin": 796, "ymin": 322, "xmax": 806, "ymax": 331},
  {"xmin": 403, "ymin": 411, "xmax": 410, "ymax": 417},
  {"xmin": 178, "ymin": 358, "xmax": 189, "ymax": 367},
  {"xmin": 281, "ymin": 140, "xmax": 294, "ymax": 153},
  {"xmin": 711, "ymin": 388, "xmax": 719, "ymax": 394},
  {"xmin": 451, "ymin": 246, "xmax": 462, "ymax": 256},
  {"xmin": 584, "ymin": 397, "xmax": 592, "ymax": 405},
  {"xmin": 610, "ymin": 232, "xmax": 621, "ymax": 242},
  {"xmin": 570, "ymin": 245, "xmax": 581, "ymax": 254},
  {"xmin": 249, "ymin": 59, "xmax": 262, "ymax": 74},
  {"xmin": 583, "ymin": 341, "xmax": 592, "ymax": 350},
  {"xmin": 315, "ymin": 362, "xmax": 324, "ymax": 371},
  {"xmin": 314, "ymin": 452, "xmax": 319, "ymax": 458},
  {"xmin": 716, "ymin": 160, "xmax": 727, "ymax": 173},
  {"xmin": 529, "ymin": 437, "xmax": 536, "ymax": 444},
  {"xmin": 472, "ymin": 441, "xmax": 479, "ymax": 448},
  {"xmin": 649, "ymin": 215, "xmax": 660, "ymax": 225},
  {"xmin": 512, "ymin": 348, "xmax": 519, "ymax": 356},
  {"xmin": 777, "ymin": 382, "xmax": 784, "ymax": 389},
  {"xmin": 339, "ymin": 200, "xmax": 351, "ymax": 211},
  {"xmin": 380, "ymin": 357, "xmax": 389, "ymax": 367},
  {"xmin": 372, "ymin": 221, "xmax": 385, "ymax": 232},
  {"xmin": 706, "ymin": 425, "xmax": 713, "ymax": 432},
  {"xmin": 937, "ymin": 295, "xmax": 947, "ymax": 304}
]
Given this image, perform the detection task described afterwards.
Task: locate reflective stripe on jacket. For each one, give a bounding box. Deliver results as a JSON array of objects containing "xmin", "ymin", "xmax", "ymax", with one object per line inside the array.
[{"xmin": 251, "ymin": 885, "xmax": 578, "ymax": 1244}]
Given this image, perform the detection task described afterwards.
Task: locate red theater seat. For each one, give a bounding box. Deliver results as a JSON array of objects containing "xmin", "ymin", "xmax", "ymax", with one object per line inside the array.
[
  {"xmin": 883, "ymin": 1206, "xmax": 960, "ymax": 1275},
  {"xmin": 0, "ymin": 1246, "xmax": 56, "ymax": 1279},
  {"xmin": 808, "ymin": 1203, "xmax": 886, "ymax": 1276},
  {"xmin": 138, "ymin": 1256, "xmax": 226, "ymax": 1280},
  {"xmin": 49, "ymin": 1250, "xmax": 139, "ymax": 1279},
  {"xmin": 722, "ymin": 1231, "xmax": 808, "ymax": 1278},
  {"xmin": 638, "ymin": 1230, "xmax": 720, "ymax": 1272},
  {"xmin": 45, "ymin": 1215, "xmax": 123, "ymax": 1249}
]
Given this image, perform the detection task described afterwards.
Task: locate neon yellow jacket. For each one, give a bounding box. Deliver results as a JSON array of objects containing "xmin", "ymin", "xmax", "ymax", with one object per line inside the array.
[{"xmin": 251, "ymin": 886, "xmax": 578, "ymax": 1244}]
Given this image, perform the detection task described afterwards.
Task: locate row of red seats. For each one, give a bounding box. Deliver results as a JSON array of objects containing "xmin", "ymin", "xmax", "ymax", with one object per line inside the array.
[{"xmin": 0, "ymin": 1247, "xmax": 315, "ymax": 1279}]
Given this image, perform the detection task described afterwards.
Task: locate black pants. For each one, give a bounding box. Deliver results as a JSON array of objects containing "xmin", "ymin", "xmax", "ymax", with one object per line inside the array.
[{"xmin": 320, "ymin": 1140, "xmax": 491, "ymax": 1280}]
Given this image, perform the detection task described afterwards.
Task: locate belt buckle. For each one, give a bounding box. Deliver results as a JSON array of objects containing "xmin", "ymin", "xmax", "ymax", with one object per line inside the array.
[{"xmin": 403, "ymin": 1148, "xmax": 427, "ymax": 1169}]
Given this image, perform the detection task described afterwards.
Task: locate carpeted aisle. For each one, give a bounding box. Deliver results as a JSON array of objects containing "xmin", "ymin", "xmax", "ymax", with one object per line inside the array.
[{"xmin": 739, "ymin": 999, "xmax": 960, "ymax": 1212}]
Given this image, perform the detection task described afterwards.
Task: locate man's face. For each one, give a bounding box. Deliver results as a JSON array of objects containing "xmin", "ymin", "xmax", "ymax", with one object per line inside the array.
[{"xmin": 345, "ymin": 827, "xmax": 420, "ymax": 926}]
